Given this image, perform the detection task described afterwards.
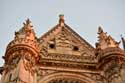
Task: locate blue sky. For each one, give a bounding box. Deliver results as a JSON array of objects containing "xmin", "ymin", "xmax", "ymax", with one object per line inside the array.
[{"xmin": 0, "ymin": 0, "xmax": 125, "ymax": 66}]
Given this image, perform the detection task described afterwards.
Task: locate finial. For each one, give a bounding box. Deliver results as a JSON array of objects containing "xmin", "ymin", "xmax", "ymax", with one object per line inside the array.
[
  {"xmin": 24, "ymin": 18, "xmax": 33, "ymax": 30},
  {"xmin": 98, "ymin": 26, "xmax": 103, "ymax": 34},
  {"xmin": 59, "ymin": 14, "xmax": 65, "ymax": 25},
  {"xmin": 26, "ymin": 18, "xmax": 31, "ymax": 25}
]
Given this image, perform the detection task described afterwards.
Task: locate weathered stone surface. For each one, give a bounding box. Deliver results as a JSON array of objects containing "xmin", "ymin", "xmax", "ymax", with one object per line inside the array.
[{"xmin": 0, "ymin": 16, "xmax": 125, "ymax": 83}]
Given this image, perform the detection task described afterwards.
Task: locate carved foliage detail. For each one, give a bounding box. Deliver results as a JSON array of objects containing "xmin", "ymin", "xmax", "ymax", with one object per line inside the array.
[
  {"xmin": 39, "ymin": 27, "xmax": 96, "ymax": 62},
  {"xmin": 91, "ymin": 74, "xmax": 107, "ymax": 83},
  {"xmin": 37, "ymin": 69, "xmax": 56, "ymax": 82},
  {"xmin": 103, "ymin": 58, "xmax": 123, "ymax": 82},
  {"xmin": 96, "ymin": 27, "xmax": 120, "ymax": 50},
  {"xmin": 56, "ymin": 27, "xmax": 71, "ymax": 48},
  {"xmin": 23, "ymin": 52, "xmax": 36, "ymax": 75}
]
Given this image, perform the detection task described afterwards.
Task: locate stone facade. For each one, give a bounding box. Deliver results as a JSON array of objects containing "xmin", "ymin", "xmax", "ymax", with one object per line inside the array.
[{"xmin": 0, "ymin": 15, "xmax": 125, "ymax": 83}]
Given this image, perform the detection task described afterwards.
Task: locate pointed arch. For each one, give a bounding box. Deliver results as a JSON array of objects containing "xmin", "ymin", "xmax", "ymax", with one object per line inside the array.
[{"xmin": 38, "ymin": 72, "xmax": 95, "ymax": 83}]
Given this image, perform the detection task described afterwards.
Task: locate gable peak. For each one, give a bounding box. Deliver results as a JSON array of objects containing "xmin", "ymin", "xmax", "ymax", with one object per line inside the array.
[{"xmin": 59, "ymin": 14, "xmax": 65, "ymax": 26}]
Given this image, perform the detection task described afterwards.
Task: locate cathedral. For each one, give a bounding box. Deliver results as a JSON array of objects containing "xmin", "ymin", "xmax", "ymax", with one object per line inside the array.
[{"xmin": 0, "ymin": 15, "xmax": 125, "ymax": 83}]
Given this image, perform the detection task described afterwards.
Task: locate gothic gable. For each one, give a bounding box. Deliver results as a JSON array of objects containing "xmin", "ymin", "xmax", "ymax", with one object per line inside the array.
[
  {"xmin": 38, "ymin": 16, "xmax": 96, "ymax": 63},
  {"xmin": 1, "ymin": 16, "xmax": 125, "ymax": 83}
]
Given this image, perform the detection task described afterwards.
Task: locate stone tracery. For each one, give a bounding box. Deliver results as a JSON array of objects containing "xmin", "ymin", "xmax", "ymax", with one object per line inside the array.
[{"xmin": 0, "ymin": 16, "xmax": 125, "ymax": 83}]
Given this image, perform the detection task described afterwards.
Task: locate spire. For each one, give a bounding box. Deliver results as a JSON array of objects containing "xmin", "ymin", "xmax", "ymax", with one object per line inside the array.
[
  {"xmin": 26, "ymin": 18, "xmax": 31, "ymax": 24},
  {"xmin": 15, "ymin": 18, "xmax": 36, "ymax": 41},
  {"xmin": 98, "ymin": 26, "xmax": 104, "ymax": 34},
  {"xmin": 121, "ymin": 35, "xmax": 125, "ymax": 51},
  {"xmin": 96, "ymin": 26, "xmax": 120, "ymax": 49},
  {"xmin": 59, "ymin": 14, "xmax": 65, "ymax": 26},
  {"xmin": 97, "ymin": 26, "xmax": 107, "ymax": 41},
  {"xmin": 23, "ymin": 18, "xmax": 33, "ymax": 31}
]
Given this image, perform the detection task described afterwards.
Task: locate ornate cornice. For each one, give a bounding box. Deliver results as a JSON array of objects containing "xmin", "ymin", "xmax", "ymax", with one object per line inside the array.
[
  {"xmin": 41, "ymin": 53, "xmax": 97, "ymax": 63},
  {"xmin": 38, "ymin": 59, "xmax": 99, "ymax": 72},
  {"xmin": 98, "ymin": 47, "xmax": 125, "ymax": 61},
  {"xmin": 7, "ymin": 38, "xmax": 39, "ymax": 53}
]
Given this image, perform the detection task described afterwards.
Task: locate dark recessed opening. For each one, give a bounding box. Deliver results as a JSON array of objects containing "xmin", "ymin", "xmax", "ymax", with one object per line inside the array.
[
  {"xmin": 59, "ymin": 80, "xmax": 63, "ymax": 82},
  {"xmin": 73, "ymin": 46, "xmax": 79, "ymax": 51},
  {"xmin": 49, "ymin": 44, "xmax": 55, "ymax": 49}
]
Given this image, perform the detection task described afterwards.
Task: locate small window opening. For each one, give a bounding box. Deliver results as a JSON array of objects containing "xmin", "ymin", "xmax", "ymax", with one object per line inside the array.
[
  {"xmin": 59, "ymin": 79, "xmax": 63, "ymax": 82},
  {"xmin": 73, "ymin": 46, "xmax": 79, "ymax": 51},
  {"xmin": 49, "ymin": 44, "xmax": 55, "ymax": 49},
  {"xmin": 64, "ymin": 80, "xmax": 68, "ymax": 83}
]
